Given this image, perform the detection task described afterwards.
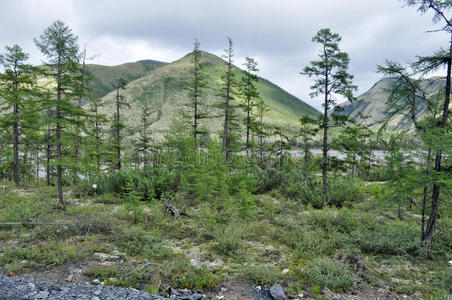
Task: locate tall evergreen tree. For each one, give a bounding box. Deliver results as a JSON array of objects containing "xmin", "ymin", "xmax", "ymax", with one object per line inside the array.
[
  {"xmin": 301, "ymin": 28, "xmax": 356, "ymax": 204},
  {"xmin": 112, "ymin": 77, "xmax": 128, "ymax": 171},
  {"xmin": 137, "ymin": 103, "xmax": 153, "ymax": 168},
  {"xmin": 241, "ymin": 57, "xmax": 260, "ymax": 156},
  {"xmin": 399, "ymin": 0, "xmax": 452, "ymax": 245},
  {"xmin": 219, "ymin": 37, "xmax": 240, "ymax": 162},
  {"xmin": 86, "ymin": 97, "xmax": 108, "ymax": 170},
  {"xmin": 186, "ymin": 39, "xmax": 208, "ymax": 150},
  {"xmin": 0, "ymin": 45, "xmax": 40, "ymax": 186},
  {"xmin": 254, "ymin": 98, "xmax": 270, "ymax": 167},
  {"xmin": 34, "ymin": 20, "xmax": 81, "ymax": 206}
]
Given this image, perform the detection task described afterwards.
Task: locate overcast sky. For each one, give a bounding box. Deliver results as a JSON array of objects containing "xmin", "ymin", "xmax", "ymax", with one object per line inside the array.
[{"xmin": 0, "ymin": 0, "xmax": 448, "ymax": 110}]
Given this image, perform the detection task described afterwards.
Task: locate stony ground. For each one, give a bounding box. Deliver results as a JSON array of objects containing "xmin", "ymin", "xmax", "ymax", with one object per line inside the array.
[{"xmin": 0, "ymin": 275, "xmax": 206, "ymax": 300}]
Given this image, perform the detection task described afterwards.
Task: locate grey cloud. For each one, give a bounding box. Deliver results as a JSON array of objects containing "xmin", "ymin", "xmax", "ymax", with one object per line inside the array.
[{"xmin": 0, "ymin": 0, "xmax": 448, "ymax": 110}]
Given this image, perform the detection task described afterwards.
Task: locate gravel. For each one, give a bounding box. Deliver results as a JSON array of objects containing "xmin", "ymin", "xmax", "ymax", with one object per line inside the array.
[{"xmin": 0, "ymin": 276, "xmax": 206, "ymax": 300}]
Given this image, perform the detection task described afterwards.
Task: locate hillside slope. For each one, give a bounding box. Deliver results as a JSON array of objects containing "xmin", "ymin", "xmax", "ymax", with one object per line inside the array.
[
  {"xmin": 98, "ymin": 51, "xmax": 319, "ymax": 139},
  {"xmin": 338, "ymin": 76, "xmax": 448, "ymax": 130},
  {"xmin": 86, "ymin": 60, "xmax": 167, "ymax": 99}
]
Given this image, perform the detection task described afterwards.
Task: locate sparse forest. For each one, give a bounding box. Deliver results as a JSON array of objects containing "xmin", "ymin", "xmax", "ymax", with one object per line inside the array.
[{"xmin": 0, "ymin": 1, "xmax": 450, "ymax": 299}]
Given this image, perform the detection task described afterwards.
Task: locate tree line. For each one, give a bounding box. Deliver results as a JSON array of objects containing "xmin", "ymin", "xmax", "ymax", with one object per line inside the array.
[{"xmin": 0, "ymin": 0, "xmax": 450, "ymax": 248}]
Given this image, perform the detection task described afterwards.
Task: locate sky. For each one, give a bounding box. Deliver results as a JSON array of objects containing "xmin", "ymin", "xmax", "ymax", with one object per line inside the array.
[{"xmin": 0, "ymin": 0, "xmax": 449, "ymax": 110}]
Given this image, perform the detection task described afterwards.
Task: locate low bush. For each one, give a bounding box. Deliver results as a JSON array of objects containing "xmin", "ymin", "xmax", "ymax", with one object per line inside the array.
[
  {"xmin": 111, "ymin": 225, "xmax": 172, "ymax": 259},
  {"xmin": 295, "ymin": 258, "xmax": 355, "ymax": 292},
  {"xmin": 214, "ymin": 222, "xmax": 245, "ymax": 256},
  {"xmin": 161, "ymin": 258, "xmax": 220, "ymax": 289},
  {"xmin": 241, "ymin": 264, "xmax": 283, "ymax": 286}
]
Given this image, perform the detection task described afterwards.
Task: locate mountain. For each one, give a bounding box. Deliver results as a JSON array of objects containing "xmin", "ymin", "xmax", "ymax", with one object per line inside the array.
[
  {"xmin": 96, "ymin": 51, "xmax": 320, "ymax": 140},
  {"xmin": 338, "ymin": 76, "xmax": 447, "ymax": 130},
  {"xmin": 85, "ymin": 60, "xmax": 167, "ymax": 99}
]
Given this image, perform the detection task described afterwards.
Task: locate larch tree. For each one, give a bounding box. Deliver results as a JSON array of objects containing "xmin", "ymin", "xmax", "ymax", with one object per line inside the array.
[
  {"xmin": 112, "ymin": 77, "xmax": 128, "ymax": 171},
  {"xmin": 241, "ymin": 57, "xmax": 260, "ymax": 156},
  {"xmin": 34, "ymin": 20, "xmax": 81, "ymax": 206},
  {"xmin": 137, "ymin": 103, "xmax": 153, "ymax": 168},
  {"xmin": 298, "ymin": 115, "xmax": 320, "ymax": 180},
  {"xmin": 301, "ymin": 28, "xmax": 356, "ymax": 205},
  {"xmin": 186, "ymin": 39, "xmax": 208, "ymax": 150},
  {"xmin": 219, "ymin": 37, "xmax": 240, "ymax": 162},
  {"xmin": 403, "ymin": 0, "xmax": 452, "ymax": 246},
  {"xmin": 254, "ymin": 98, "xmax": 270, "ymax": 167},
  {"xmin": 0, "ymin": 45, "xmax": 40, "ymax": 186}
]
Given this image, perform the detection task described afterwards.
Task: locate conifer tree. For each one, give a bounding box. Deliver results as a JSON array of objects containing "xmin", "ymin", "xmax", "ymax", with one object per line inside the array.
[
  {"xmin": 86, "ymin": 97, "xmax": 108, "ymax": 170},
  {"xmin": 219, "ymin": 37, "xmax": 241, "ymax": 162},
  {"xmin": 72, "ymin": 47, "xmax": 90, "ymax": 185},
  {"xmin": 34, "ymin": 20, "xmax": 82, "ymax": 206},
  {"xmin": 271, "ymin": 126, "xmax": 291, "ymax": 169},
  {"xmin": 389, "ymin": 0, "xmax": 452, "ymax": 245},
  {"xmin": 0, "ymin": 45, "xmax": 40, "ymax": 186},
  {"xmin": 241, "ymin": 57, "xmax": 260, "ymax": 156},
  {"xmin": 186, "ymin": 39, "xmax": 208, "ymax": 150},
  {"xmin": 254, "ymin": 98, "xmax": 270, "ymax": 167},
  {"xmin": 137, "ymin": 103, "xmax": 153, "ymax": 168},
  {"xmin": 301, "ymin": 28, "xmax": 356, "ymax": 204},
  {"xmin": 298, "ymin": 115, "xmax": 320, "ymax": 180},
  {"xmin": 112, "ymin": 77, "xmax": 128, "ymax": 171}
]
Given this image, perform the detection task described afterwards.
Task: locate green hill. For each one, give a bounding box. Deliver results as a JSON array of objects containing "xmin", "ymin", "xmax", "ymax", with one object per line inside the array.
[
  {"xmin": 96, "ymin": 51, "xmax": 320, "ymax": 140},
  {"xmin": 85, "ymin": 60, "xmax": 167, "ymax": 99}
]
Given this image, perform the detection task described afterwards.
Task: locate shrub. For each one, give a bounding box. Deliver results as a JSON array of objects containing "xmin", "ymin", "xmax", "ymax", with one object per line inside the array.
[
  {"xmin": 350, "ymin": 221, "xmax": 422, "ymax": 256},
  {"xmin": 241, "ymin": 264, "xmax": 283, "ymax": 286},
  {"xmin": 161, "ymin": 258, "xmax": 220, "ymax": 289},
  {"xmin": 328, "ymin": 177, "xmax": 364, "ymax": 208},
  {"xmin": 111, "ymin": 225, "xmax": 171, "ymax": 259},
  {"xmin": 214, "ymin": 222, "xmax": 245, "ymax": 256},
  {"xmin": 295, "ymin": 258, "xmax": 355, "ymax": 292}
]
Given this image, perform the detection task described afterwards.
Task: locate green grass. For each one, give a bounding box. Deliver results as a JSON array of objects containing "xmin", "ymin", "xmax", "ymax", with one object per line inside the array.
[{"xmin": 0, "ymin": 179, "xmax": 449, "ymax": 297}]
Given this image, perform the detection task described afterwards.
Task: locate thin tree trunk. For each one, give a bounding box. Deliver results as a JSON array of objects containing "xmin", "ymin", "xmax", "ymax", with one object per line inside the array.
[
  {"xmin": 73, "ymin": 49, "xmax": 86, "ymax": 185},
  {"xmin": 94, "ymin": 101, "xmax": 100, "ymax": 169},
  {"xmin": 56, "ymin": 59, "xmax": 64, "ymax": 206},
  {"xmin": 259, "ymin": 113, "xmax": 264, "ymax": 167},
  {"xmin": 424, "ymin": 31, "xmax": 452, "ymax": 246},
  {"xmin": 322, "ymin": 74, "xmax": 329, "ymax": 205},
  {"xmin": 246, "ymin": 88, "xmax": 251, "ymax": 156},
  {"xmin": 421, "ymin": 146, "xmax": 431, "ymax": 240},
  {"xmin": 23, "ymin": 143, "xmax": 28, "ymax": 185},
  {"xmin": 193, "ymin": 52, "xmax": 199, "ymax": 150},
  {"xmin": 46, "ymin": 119, "xmax": 51, "ymax": 186},
  {"xmin": 13, "ymin": 63, "xmax": 20, "ymax": 186},
  {"xmin": 222, "ymin": 52, "xmax": 232, "ymax": 161},
  {"xmin": 36, "ymin": 148, "xmax": 39, "ymax": 185},
  {"xmin": 304, "ymin": 144, "xmax": 309, "ymax": 181},
  {"xmin": 116, "ymin": 86, "xmax": 121, "ymax": 171}
]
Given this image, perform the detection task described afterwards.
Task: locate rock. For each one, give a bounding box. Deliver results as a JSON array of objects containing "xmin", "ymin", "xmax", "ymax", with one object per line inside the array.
[
  {"xmin": 66, "ymin": 274, "xmax": 74, "ymax": 282},
  {"xmin": 322, "ymin": 287, "xmax": 334, "ymax": 298},
  {"xmin": 297, "ymin": 293, "xmax": 304, "ymax": 298},
  {"xmin": 91, "ymin": 297, "xmax": 100, "ymax": 300},
  {"xmin": 93, "ymin": 289, "xmax": 102, "ymax": 296},
  {"xmin": 269, "ymin": 284, "xmax": 286, "ymax": 300},
  {"xmin": 93, "ymin": 252, "xmax": 119, "ymax": 261},
  {"xmin": 190, "ymin": 258, "xmax": 199, "ymax": 268},
  {"xmin": 34, "ymin": 290, "xmax": 49, "ymax": 299},
  {"xmin": 28, "ymin": 282, "xmax": 36, "ymax": 290},
  {"xmin": 448, "ymin": 260, "xmax": 452, "ymax": 266},
  {"xmin": 282, "ymin": 268, "xmax": 289, "ymax": 274},
  {"xmin": 92, "ymin": 279, "xmax": 101, "ymax": 285},
  {"xmin": 332, "ymin": 295, "xmax": 341, "ymax": 300}
]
